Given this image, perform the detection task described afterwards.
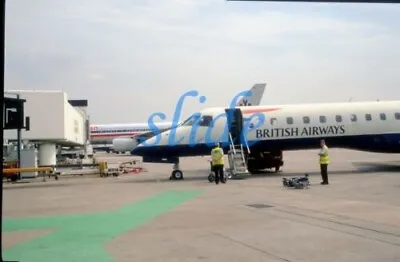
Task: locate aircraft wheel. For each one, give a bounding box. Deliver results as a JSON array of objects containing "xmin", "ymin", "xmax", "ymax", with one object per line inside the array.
[
  {"xmin": 10, "ymin": 175, "xmax": 18, "ymax": 182},
  {"xmin": 208, "ymin": 173, "xmax": 215, "ymax": 182},
  {"xmin": 171, "ymin": 170, "xmax": 183, "ymax": 180}
]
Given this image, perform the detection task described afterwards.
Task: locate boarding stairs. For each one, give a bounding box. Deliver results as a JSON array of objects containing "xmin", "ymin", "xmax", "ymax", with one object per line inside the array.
[{"xmin": 226, "ymin": 133, "xmax": 250, "ymax": 178}]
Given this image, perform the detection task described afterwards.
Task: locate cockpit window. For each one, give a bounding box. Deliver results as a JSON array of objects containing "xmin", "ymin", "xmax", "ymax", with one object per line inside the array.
[
  {"xmin": 199, "ymin": 115, "xmax": 213, "ymax": 126},
  {"xmin": 181, "ymin": 114, "xmax": 213, "ymax": 127},
  {"xmin": 181, "ymin": 114, "xmax": 200, "ymax": 126}
]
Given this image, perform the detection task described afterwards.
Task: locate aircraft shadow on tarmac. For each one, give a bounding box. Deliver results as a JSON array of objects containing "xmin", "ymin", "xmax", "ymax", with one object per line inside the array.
[
  {"xmin": 118, "ymin": 162, "xmax": 400, "ymax": 184},
  {"xmin": 4, "ymin": 162, "xmax": 399, "ymax": 188}
]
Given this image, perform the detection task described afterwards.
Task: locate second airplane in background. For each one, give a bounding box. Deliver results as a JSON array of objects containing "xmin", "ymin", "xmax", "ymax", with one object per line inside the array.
[{"xmin": 90, "ymin": 83, "xmax": 266, "ymax": 154}]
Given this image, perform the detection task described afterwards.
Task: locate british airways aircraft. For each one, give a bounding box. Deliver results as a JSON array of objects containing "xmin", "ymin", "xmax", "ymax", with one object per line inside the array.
[
  {"xmin": 132, "ymin": 100, "xmax": 400, "ymax": 180},
  {"xmin": 90, "ymin": 83, "xmax": 266, "ymax": 153}
]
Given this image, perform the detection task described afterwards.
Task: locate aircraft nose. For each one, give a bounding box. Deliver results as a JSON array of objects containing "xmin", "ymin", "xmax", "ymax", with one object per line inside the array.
[
  {"xmin": 131, "ymin": 131, "xmax": 172, "ymax": 157},
  {"xmin": 131, "ymin": 144, "xmax": 147, "ymax": 156},
  {"xmin": 131, "ymin": 139, "xmax": 152, "ymax": 156},
  {"xmin": 131, "ymin": 136, "xmax": 159, "ymax": 156}
]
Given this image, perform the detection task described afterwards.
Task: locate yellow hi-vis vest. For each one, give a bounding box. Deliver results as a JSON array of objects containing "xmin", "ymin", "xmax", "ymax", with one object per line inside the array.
[
  {"xmin": 211, "ymin": 147, "xmax": 224, "ymax": 166},
  {"xmin": 319, "ymin": 145, "xmax": 330, "ymax": 164}
]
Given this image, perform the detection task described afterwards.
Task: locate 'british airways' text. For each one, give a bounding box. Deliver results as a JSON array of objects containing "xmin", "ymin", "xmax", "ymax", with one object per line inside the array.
[{"xmin": 255, "ymin": 125, "xmax": 346, "ymax": 138}]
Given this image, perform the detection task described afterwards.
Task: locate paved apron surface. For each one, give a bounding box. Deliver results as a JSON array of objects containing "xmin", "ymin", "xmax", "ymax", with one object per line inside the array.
[{"xmin": 3, "ymin": 190, "xmax": 201, "ymax": 262}]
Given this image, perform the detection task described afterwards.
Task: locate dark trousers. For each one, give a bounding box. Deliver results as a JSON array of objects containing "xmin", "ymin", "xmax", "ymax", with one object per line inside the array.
[
  {"xmin": 320, "ymin": 164, "xmax": 328, "ymax": 183},
  {"xmin": 213, "ymin": 164, "xmax": 225, "ymax": 184}
]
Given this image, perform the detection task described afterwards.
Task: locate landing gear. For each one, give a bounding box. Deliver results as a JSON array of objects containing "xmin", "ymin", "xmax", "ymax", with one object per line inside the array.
[
  {"xmin": 170, "ymin": 170, "xmax": 183, "ymax": 180},
  {"xmin": 170, "ymin": 162, "xmax": 184, "ymax": 180}
]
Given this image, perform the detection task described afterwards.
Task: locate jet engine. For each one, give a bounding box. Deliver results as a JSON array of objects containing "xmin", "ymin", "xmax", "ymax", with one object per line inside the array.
[{"xmin": 112, "ymin": 137, "xmax": 138, "ymax": 153}]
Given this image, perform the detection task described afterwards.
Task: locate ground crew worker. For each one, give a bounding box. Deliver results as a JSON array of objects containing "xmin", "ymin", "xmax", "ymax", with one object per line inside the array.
[
  {"xmin": 318, "ymin": 139, "xmax": 329, "ymax": 185},
  {"xmin": 211, "ymin": 142, "xmax": 225, "ymax": 184}
]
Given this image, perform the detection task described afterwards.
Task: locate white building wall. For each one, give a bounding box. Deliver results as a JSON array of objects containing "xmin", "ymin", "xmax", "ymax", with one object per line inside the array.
[
  {"xmin": 64, "ymin": 99, "xmax": 85, "ymax": 145},
  {"xmin": 4, "ymin": 90, "xmax": 85, "ymax": 146},
  {"xmin": 70, "ymin": 105, "xmax": 89, "ymax": 143},
  {"xmin": 4, "ymin": 91, "xmax": 65, "ymax": 140}
]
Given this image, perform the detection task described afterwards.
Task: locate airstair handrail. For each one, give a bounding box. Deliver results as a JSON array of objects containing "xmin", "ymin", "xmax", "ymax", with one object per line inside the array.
[
  {"xmin": 228, "ymin": 133, "xmax": 236, "ymax": 154},
  {"xmin": 242, "ymin": 135, "xmax": 251, "ymax": 154}
]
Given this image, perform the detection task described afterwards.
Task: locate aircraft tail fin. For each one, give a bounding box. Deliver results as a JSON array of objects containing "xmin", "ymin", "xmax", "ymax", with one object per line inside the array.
[{"xmin": 236, "ymin": 83, "xmax": 266, "ymax": 106}]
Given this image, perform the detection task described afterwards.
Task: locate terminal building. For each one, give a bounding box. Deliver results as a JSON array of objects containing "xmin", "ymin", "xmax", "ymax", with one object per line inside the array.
[{"xmin": 3, "ymin": 90, "xmax": 90, "ymax": 168}]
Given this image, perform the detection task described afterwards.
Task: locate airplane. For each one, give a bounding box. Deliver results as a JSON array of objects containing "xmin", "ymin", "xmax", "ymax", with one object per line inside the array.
[
  {"xmin": 131, "ymin": 100, "xmax": 400, "ymax": 180},
  {"xmin": 90, "ymin": 83, "xmax": 266, "ymax": 154},
  {"xmin": 90, "ymin": 122, "xmax": 172, "ymax": 153}
]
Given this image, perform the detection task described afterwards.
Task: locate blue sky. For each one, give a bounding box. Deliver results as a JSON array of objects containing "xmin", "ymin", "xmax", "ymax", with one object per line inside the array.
[{"xmin": 4, "ymin": 0, "xmax": 400, "ymax": 124}]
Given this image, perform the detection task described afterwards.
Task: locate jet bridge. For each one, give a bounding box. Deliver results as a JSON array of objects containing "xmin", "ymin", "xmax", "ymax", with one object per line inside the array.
[{"xmin": 3, "ymin": 90, "xmax": 88, "ymax": 169}]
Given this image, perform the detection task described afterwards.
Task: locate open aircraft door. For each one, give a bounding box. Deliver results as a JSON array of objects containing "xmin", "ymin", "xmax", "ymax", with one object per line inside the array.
[{"xmin": 225, "ymin": 108, "xmax": 244, "ymax": 145}]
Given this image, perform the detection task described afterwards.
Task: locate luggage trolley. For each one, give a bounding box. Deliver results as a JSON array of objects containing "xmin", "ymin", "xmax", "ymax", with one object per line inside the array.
[
  {"xmin": 282, "ymin": 174, "xmax": 310, "ymax": 189},
  {"xmin": 207, "ymin": 160, "xmax": 231, "ymax": 183}
]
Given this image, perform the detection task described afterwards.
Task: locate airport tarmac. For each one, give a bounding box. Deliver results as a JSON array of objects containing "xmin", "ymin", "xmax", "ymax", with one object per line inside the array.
[{"xmin": 3, "ymin": 149, "xmax": 400, "ymax": 262}]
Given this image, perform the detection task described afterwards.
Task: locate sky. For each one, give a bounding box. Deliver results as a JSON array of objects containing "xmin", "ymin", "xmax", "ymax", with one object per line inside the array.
[{"xmin": 5, "ymin": 0, "xmax": 400, "ymax": 124}]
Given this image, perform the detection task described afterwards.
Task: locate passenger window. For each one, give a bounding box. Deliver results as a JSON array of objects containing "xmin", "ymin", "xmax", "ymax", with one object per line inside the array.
[
  {"xmin": 365, "ymin": 114, "xmax": 372, "ymax": 121},
  {"xmin": 303, "ymin": 116, "xmax": 310, "ymax": 124},
  {"xmin": 395, "ymin": 112, "xmax": 400, "ymax": 120},
  {"xmin": 286, "ymin": 117, "xmax": 294, "ymax": 125},
  {"xmin": 319, "ymin": 115, "xmax": 326, "ymax": 123},
  {"xmin": 270, "ymin": 118, "xmax": 277, "ymax": 125},
  {"xmin": 350, "ymin": 114, "xmax": 357, "ymax": 122},
  {"xmin": 335, "ymin": 115, "xmax": 342, "ymax": 123},
  {"xmin": 380, "ymin": 113, "xmax": 386, "ymax": 120}
]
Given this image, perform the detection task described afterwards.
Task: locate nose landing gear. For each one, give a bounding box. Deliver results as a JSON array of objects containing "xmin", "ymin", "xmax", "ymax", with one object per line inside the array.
[{"xmin": 170, "ymin": 162, "xmax": 184, "ymax": 180}]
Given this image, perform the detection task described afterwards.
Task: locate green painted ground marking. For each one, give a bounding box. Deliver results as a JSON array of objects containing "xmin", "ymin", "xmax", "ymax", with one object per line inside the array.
[{"xmin": 3, "ymin": 190, "xmax": 201, "ymax": 262}]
